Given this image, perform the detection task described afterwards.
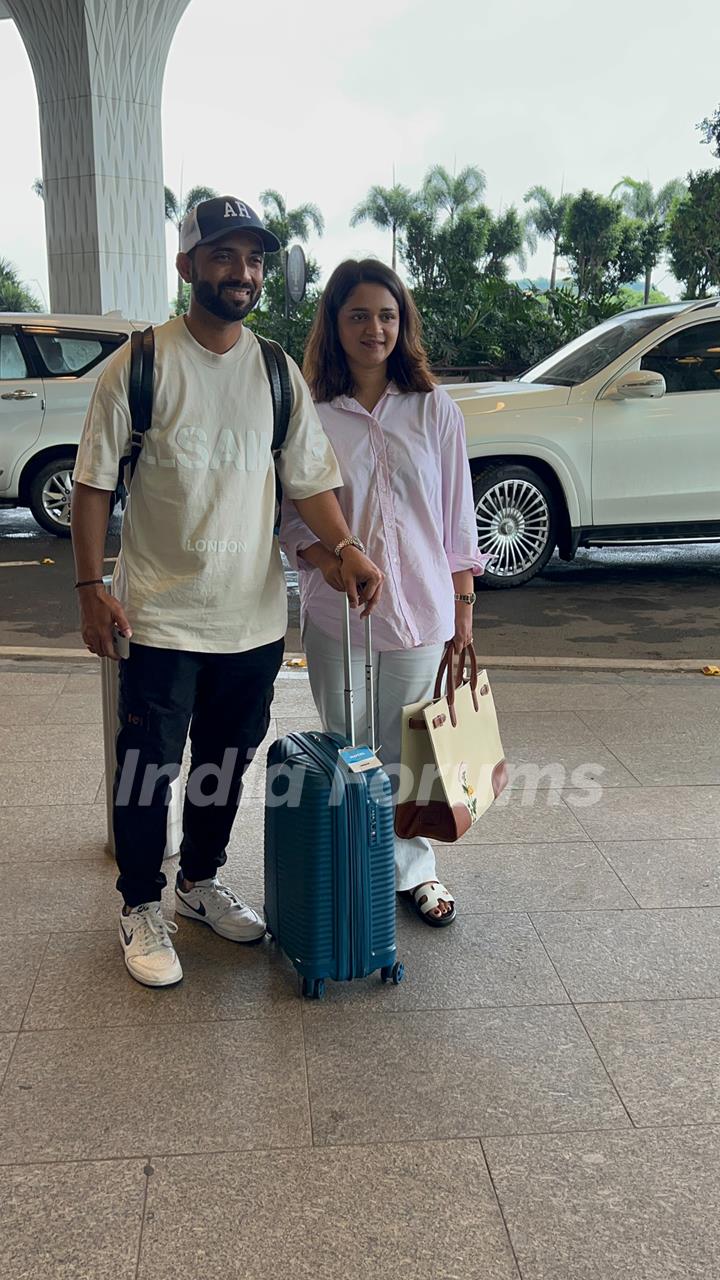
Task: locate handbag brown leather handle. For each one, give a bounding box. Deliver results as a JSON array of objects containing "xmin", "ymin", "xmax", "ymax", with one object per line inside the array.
[{"xmin": 432, "ymin": 640, "xmax": 479, "ymax": 727}]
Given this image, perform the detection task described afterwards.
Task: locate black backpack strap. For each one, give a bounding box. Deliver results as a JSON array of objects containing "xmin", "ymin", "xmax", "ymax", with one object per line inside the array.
[
  {"xmin": 128, "ymin": 326, "xmax": 155, "ymax": 480},
  {"xmin": 257, "ymin": 334, "xmax": 293, "ymax": 456}
]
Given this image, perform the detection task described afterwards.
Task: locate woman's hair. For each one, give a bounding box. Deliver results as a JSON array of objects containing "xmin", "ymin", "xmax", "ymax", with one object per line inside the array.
[{"xmin": 303, "ymin": 258, "xmax": 436, "ymax": 402}]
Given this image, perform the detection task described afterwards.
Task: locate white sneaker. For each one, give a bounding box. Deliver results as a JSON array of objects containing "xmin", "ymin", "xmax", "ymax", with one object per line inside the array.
[
  {"xmin": 119, "ymin": 903, "xmax": 183, "ymax": 987},
  {"xmin": 175, "ymin": 874, "xmax": 266, "ymax": 943}
]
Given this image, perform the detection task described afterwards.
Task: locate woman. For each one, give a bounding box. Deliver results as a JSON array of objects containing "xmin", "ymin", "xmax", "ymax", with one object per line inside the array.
[{"xmin": 281, "ymin": 259, "xmax": 488, "ymax": 926}]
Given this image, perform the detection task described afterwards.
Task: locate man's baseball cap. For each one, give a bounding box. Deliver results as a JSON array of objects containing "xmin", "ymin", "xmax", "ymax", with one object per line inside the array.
[{"xmin": 179, "ymin": 196, "xmax": 281, "ymax": 255}]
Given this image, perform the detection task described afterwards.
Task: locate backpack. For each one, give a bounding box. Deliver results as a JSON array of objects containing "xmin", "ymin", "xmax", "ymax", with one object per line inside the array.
[{"xmin": 115, "ymin": 326, "xmax": 294, "ymax": 521}]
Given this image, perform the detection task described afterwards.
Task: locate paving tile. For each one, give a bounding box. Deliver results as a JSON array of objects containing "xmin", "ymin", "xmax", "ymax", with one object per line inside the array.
[
  {"xmin": 0, "ymin": 758, "xmax": 103, "ymax": 806},
  {"xmin": 599, "ymin": 839, "xmax": 720, "ymax": 908},
  {"xmin": 50, "ymin": 692, "xmax": 102, "ymax": 724},
  {"xmin": 437, "ymin": 841, "xmax": 636, "ymax": 911},
  {"xmin": 610, "ymin": 750, "xmax": 720, "ymax": 787},
  {"xmin": 0, "ymin": 721, "xmax": 104, "ymax": 762},
  {"xmin": 504, "ymin": 753, "xmax": 637, "ymax": 790},
  {"xmin": 300, "ymin": 912, "xmax": 568, "ymax": 1013},
  {"xmin": 575, "ymin": 708, "xmax": 719, "ymax": 784},
  {"xmin": 579, "ymin": 999, "xmax": 720, "ymax": 1127},
  {"xmin": 0, "ymin": 672, "xmax": 68, "ymax": 697},
  {"xmin": 442, "ymin": 790, "xmax": 590, "ymax": 845},
  {"xmin": 275, "ymin": 714, "xmax": 323, "ymax": 738},
  {"xmin": 0, "ymin": 695, "xmax": 52, "ymax": 726},
  {"xmin": 491, "ymin": 679, "xmax": 639, "ymax": 712},
  {"xmin": 0, "ymin": 1033, "xmax": 16, "ymax": 1082},
  {"xmin": 227, "ymin": 798, "xmax": 266, "ymax": 856},
  {"xmin": 61, "ymin": 672, "xmax": 101, "ymax": 694},
  {"xmin": 24, "ymin": 927, "xmax": 298, "ymax": 1030},
  {"xmin": 532, "ymin": 908, "xmax": 720, "ymax": 1001},
  {"xmin": 0, "ymin": 859, "xmax": 118, "ymax": 933},
  {"xmin": 0, "ymin": 803, "xmax": 109, "ymax": 864},
  {"xmin": 1, "ymin": 1158, "xmax": 146, "ymax": 1280},
  {"xmin": 563, "ymin": 786, "xmax": 720, "ymax": 842},
  {"xmin": 140, "ymin": 1143, "xmax": 519, "ymax": 1280},
  {"xmin": 0, "ymin": 934, "xmax": 48, "ymax": 1031},
  {"xmin": 304, "ymin": 1005, "xmax": 629, "ymax": 1145},
  {"xmin": 0, "ymin": 1019, "xmax": 310, "ymax": 1163},
  {"xmin": 620, "ymin": 677, "xmax": 720, "ymax": 711},
  {"xmin": 483, "ymin": 1127, "xmax": 720, "ymax": 1280},
  {"xmin": 578, "ymin": 707, "xmax": 719, "ymax": 752}
]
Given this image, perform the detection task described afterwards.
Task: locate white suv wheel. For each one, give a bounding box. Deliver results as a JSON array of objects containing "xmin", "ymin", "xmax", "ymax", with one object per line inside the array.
[{"xmin": 474, "ymin": 465, "xmax": 557, "ymax": 587}]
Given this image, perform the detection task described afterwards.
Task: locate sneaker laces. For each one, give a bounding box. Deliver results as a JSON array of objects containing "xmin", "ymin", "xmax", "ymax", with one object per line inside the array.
[
  {"xmin": 130, "ymin": 905, "xmax": 178, "ymax": 956},
  {"xmin": 196, "ymin": 880, "xmax": 248, "ymax": 912}
]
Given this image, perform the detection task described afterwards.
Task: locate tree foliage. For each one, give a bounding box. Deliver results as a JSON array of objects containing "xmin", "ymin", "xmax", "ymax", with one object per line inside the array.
[
  {"xmin": 259, "ymin": 190, "xmax": 324, "ymax": 248},
  {"xmin": 421, "ymin": 164, "xmax": 486, "ymax": 223},
  {"xmin": 165, "ymin": 184, "xmax": 219, "ymax": 314},
  {"xmin": 698, "ymin": 105, "xmax": 720, "ymax": 158},
  {"xmin": 560, "ymin": 190, "xmax": 645, "ymax": 302},
  {"xmin": 667, "ymin": 170, "xmax": 720, "ymax": 297},
  {"xmin": 350, "ymin": 183, "xmax": 417, "ymax": 270},
  {"xmin": 609, "ymin": 177, "xmax": 686, "ymax": 302},
  {"xmin": 523, "ymin": 186, "xmax": 571, "ymax": 291},
  {"xmin": 0, "ymin": 258, "xmax": 41, "ymax": 312}
]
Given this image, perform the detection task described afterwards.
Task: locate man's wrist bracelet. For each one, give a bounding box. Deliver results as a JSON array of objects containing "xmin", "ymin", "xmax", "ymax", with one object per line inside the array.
[{"xmin": 74, "ymin": 579, "xmax": 105, "ymax": 589}]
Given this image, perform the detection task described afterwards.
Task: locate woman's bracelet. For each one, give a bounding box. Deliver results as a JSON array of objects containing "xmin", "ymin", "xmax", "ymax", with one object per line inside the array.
[{"xmin": 74, "ymin": 579, "xmax": 105, "ymax": 589}]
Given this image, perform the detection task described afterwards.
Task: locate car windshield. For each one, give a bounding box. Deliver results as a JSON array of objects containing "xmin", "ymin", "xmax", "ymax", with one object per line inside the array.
[{"xmin": 520, "ymin": 309, "xmax": 682, "ymax": 386}]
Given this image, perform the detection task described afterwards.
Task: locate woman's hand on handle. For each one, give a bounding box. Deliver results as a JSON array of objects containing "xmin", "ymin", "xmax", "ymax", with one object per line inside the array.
[
  {"xmin": 452, "ymin": 602, "xmax": 474, "ymax": 655},
  {"xmin": 338, "ymin": 546, "xmax": 385, "ymax": 618}
]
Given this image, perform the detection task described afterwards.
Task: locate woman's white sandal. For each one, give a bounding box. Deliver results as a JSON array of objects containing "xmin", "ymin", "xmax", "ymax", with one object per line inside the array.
[{"xmin": 401, "ymin": 881, "xmax": 456, "ymax": 928}]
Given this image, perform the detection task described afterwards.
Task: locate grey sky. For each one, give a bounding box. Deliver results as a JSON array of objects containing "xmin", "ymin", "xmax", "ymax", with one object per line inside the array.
[{"xmin": 1, "ymin": 0, "xmax": 718, "ymax": 310}]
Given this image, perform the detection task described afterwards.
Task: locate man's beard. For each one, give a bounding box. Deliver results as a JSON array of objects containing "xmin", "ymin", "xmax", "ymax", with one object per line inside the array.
[{"xmin": 192, "ymin": 272, "xmax": 262, "ymax": 322}]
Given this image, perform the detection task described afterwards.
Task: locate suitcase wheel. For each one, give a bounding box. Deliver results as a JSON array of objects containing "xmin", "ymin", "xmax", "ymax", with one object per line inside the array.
[
  {"xmin": 302, "ymin": 977, "xmax": 325, "ymax": 1000},
  {"xmin": 381, "ymin": 962, "xmax": 404, "ymax": 986}
]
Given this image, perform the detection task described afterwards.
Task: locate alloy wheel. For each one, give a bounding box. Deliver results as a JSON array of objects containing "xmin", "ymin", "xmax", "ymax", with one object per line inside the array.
[{"xmin": 475, "ymin": 477, "xmax": 551, "ymax": 578}]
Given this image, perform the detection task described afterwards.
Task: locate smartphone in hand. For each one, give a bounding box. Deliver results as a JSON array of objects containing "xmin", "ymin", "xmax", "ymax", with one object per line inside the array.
[{"xmin": 112, "ymin": 629, "xmax": 130, "ymax": 660}]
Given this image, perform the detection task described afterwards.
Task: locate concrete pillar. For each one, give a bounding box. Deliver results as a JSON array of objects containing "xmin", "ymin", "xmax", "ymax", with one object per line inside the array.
[{"xmin": 6, "ymin": 0, "xmax": 190, "ymax": 320}]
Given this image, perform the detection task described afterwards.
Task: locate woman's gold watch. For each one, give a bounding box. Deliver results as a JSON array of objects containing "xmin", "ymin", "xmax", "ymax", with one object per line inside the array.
[
  {"xmin": 454, "ymin": 591, "xmax": 477, "ymax": 604},
  {"xmin": 334, "ymin": 535, "xmax": 366, "ymax": 559}
]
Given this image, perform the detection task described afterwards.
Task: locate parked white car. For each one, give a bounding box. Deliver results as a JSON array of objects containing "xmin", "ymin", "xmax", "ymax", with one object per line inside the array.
[
  {"xmin": 0, "ymin": 313, "xmax": 148, "ymax": 534},
  {"xmin": 449, "ymin": 297, "xmax": 720, "ymax": 587}
]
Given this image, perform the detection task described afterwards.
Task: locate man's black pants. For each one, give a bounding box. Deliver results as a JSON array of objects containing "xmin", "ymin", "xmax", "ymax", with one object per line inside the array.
[{"xmin": 113, "ymin": 639, "xmax": 284, "ymax": 907}]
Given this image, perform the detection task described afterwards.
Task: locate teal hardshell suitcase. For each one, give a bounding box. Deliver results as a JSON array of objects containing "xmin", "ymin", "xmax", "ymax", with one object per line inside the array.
[{"xmin": 264, "ymin": 602, "xmax": 404, "ymax": 999}]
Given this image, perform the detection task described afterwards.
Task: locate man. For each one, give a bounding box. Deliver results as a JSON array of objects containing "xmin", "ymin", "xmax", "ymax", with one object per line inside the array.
[{"xmin": 72, "ymin": 195, "xmax": 383, "ymax": 988}]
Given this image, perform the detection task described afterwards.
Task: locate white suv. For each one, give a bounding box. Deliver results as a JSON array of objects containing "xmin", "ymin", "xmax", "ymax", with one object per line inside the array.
[
  {"xmin": 449, "ymin": 298, "xmax": 720, "ymax": 587},
  {"xmin": 0, "ymin": 313, "xmax": 149, "ymax": 535}
]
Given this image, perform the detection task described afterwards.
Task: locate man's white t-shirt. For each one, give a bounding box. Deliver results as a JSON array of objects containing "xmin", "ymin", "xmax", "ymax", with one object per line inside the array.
[{"xmin": 73, "ymin": 316, "xmax": 342, "ymax": 653}]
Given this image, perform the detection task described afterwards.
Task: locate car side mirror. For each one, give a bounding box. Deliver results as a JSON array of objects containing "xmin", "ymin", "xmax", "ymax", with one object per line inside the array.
[{"xmin": 606, "ymin": 370, "xmax": 666, "ymax": 400}]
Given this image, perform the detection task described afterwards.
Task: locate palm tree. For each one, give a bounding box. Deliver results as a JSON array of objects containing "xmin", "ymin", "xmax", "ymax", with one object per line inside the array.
[
  {"xmin": 523, "ymin": 185, "xmax": 571, "ymax": 291},
  {"xmin": 0, "ymin": 258, "xmax": 41, "ymax": 312},
  {"xmin": 610, "ymin": 177, "xmax": 686, "ymax": 302},
  {"xmin": 421, "ymin": 164, "xmax": 486, "ymax": 225},
  {"xmin": 259, "ymin": 189, "xmax": 324, "ymax": 249},
  {"xmin": 165, "ymin": 184, "xmax": 219, "ymax": 313},
  {"xmin": 349, "ymin": 183, "xmax": 417, "ymax": 271}
]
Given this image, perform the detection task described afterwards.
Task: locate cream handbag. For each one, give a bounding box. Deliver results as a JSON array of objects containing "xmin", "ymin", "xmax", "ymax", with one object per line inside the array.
[{"xmin": 395, "ymin": 643, "xmax": 508, "ymax": 842}]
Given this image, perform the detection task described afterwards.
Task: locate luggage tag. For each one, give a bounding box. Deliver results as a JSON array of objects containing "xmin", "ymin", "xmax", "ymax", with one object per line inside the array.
[{"xmin": 338, "ymin": 744, "xmax": 383, "ymax": 774}]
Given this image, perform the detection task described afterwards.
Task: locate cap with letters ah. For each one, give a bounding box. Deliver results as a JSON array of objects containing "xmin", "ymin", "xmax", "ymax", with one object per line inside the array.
[{"xmin": 179, "ymin": 196, "xmax": 281, "ymax": 255}]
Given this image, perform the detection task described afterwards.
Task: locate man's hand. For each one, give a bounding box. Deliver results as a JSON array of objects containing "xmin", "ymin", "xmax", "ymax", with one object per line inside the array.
[
  {"xmin": 338, "ymin": 546, "xmax": 384, "ymax": 617},
  {"xmin": 78, "ymin": 585, "xmax": 133, "ymax": 660}
]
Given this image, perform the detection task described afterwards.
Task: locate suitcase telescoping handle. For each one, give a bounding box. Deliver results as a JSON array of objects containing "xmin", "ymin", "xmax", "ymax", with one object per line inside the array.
[{"xmin": 341, "ymin": 592, "xmax": 376, "ymax": 751}]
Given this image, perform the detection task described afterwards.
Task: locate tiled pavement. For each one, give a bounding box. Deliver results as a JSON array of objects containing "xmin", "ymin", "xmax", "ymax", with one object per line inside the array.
[{"xmin": 1, "ymin": 658, "xmax": 720, "ymax": 1278}]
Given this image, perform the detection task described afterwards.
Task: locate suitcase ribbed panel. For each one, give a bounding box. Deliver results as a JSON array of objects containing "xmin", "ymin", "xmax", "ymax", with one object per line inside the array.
[{"xmin": 264, "ymin": 732, "xmax": 397, "ymax": 984}]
